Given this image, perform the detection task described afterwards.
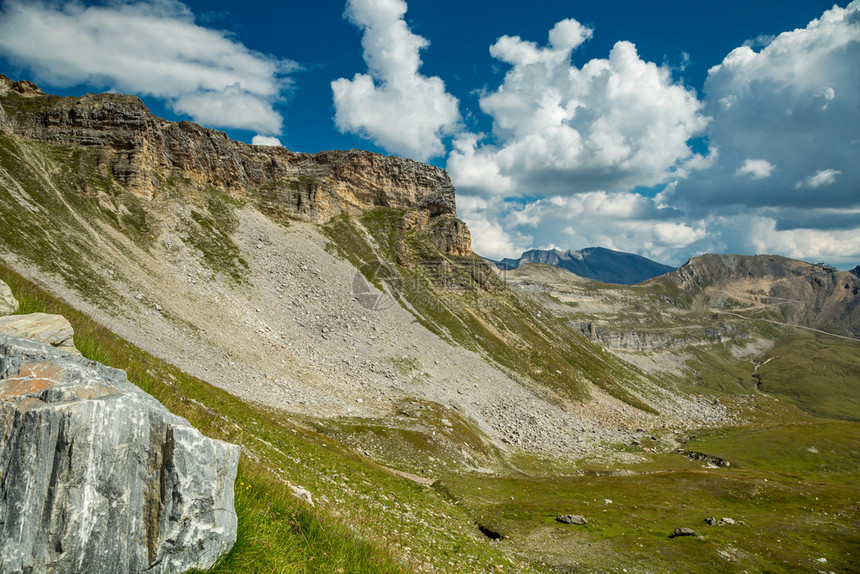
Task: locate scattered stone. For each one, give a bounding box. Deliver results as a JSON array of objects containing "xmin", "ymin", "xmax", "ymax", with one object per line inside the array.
[
  {"xmin": 632, "ymin": 439, "xmax": 641, "ymax": 446},
  {"xmin": 720, "ymin": 517, "xmax": 736, "ymax": 525},
  {"xmin": 0, "ymin": 312, "xmax": 78, "ymax": 354},
  {"xmin": 290, "ymin": 484, "xmax": 314, "ymax": 506},
  {"xmin": 682, "ymin": 450, "xmax": 731, "ymax": 468},
  {"xmin": 672, "ymin": 528, "xmax": 699, "ymax": 537},
  {"xmin": 705, "ymin": 516, "xmax": 717, "ymax": 525},
  {"xmin": 0, "ymin": 336, "xmax": 240, "ymax": 574},
  {"xmin": 0, "ymin": 280, "xmax": 18, "ymax": 315},
  {"xmin": 556, "ymin": 515, "xmax": 587, "ymax": 525}
]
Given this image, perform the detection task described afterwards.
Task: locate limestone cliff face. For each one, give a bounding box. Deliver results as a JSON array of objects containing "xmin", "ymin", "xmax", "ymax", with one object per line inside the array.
[{"xmin": 0, "ymin": 75, "xmax": 466, "ymax": 254}]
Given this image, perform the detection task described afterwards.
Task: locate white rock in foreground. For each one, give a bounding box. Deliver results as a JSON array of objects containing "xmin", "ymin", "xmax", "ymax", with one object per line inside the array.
[
  {"xmin": 0, "ymin": 336, "xmax": 240, "ymax": 574},
  {"xmin": 0, "ymin": 312, "xmax": 78, "ymax": 354},
  {"xmin": 0, "ymin": 280, "xmax": 17, "ymax": 315}
]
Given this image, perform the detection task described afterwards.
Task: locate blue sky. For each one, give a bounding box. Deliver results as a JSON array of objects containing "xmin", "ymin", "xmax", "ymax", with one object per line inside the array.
[{"xmin": 0, "ymin": 0, "xmax": 858, "ymax": 268}]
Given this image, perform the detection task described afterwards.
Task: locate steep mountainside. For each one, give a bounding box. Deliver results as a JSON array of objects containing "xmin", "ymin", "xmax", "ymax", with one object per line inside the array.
[
  {"xmin": 0, "ymin": 74, "xmax": 468, "ymax": 254},
  {"xmin": 491, "ymin": 247, "xmax": 675, "ymax": 285},
  {"xmin": 652, "ymin": 253, "xmax": 860, "ymax": 337},
  {"xmin": 0, "ymin": 76, "xmax": 730, "ymax": 464}
]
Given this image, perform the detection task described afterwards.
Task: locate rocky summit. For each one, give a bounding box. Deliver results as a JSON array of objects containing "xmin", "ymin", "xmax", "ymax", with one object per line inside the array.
[{"xmin": 0, "ymin": 74, "xmax": 468, "ymax": 257}]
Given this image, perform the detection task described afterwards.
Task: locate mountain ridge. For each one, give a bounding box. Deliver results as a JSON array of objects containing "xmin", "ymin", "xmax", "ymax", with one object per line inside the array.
[
  {"xmin": 490, "ymin": 246, "xmax": 676, "ymax": 285},
  {"xmin": 0, "ymin": 74, "xmax": 470, "ymax": 258},
  {"xmin": 1, "ymin": 75, "xmax": 859, "ymax": 573},
  {"xmin": 652, "ymin": 253, "xmax": 860, "ymax": 338}
]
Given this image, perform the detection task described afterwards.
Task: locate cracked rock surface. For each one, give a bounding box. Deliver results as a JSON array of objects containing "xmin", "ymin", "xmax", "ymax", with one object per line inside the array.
[{"xmin": 0, "ymin": 336, "xmax": 239, "ymax": 574}]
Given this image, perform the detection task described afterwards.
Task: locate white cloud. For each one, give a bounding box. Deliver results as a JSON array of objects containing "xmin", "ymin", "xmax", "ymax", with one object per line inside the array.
[
  {"xmin": 457, "ymin": 190, "xmax": 706, "ymax": 264},
  {"xmin": 0, "ymin": 0, "xmax": 296, "ymax": 134},
  {"xmin": 461, "ymin": 6, "xmax": 860, "ymax": 269},
  {"xmin": 736, "ymin": 158, "xmax": 775, "ymax": 179},
  {"xmin": 251, "ymin": 135, "xmax": 283, "ymax": 147},
  {"xmin": 671, "ymin": 1, "xmax": 860, "ymax": 212},
  {"xmin": 331, "ymin": 0, "xmax": 460, "ymax": 161},
  {"xmin": 448, "ymin": 19, "xmax": 710, "ymax": 198},
  {"xmin": 798, "ymin": 168, "xmax": 841, "ymax": 189},
  {"xmin": 738, "ymin": 215, "xmax": 860, "ymax": 265}
]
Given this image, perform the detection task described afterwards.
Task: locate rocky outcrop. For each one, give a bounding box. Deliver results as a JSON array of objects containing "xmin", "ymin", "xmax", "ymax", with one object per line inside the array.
[
  {"xmin": 427, "ymin": 214, "xmax": 472, "ymax": 258},
  {"xmin": 0, "ymin": 75, "xmax": 467, "ymax": 255},
  {"xmin": 0, "ymin": 312, "xmax": 78, "ymax": 354},
  {"xmin": 0, "ymin": 336, "xmax": 239, "ymax": 574},
  {"xmin": 0, "ymin": 280, "xmax": 17, "ymax": 315},
  {"xmin": 575, "ymin": 321, "xmax": 739, "ymax": 352}
]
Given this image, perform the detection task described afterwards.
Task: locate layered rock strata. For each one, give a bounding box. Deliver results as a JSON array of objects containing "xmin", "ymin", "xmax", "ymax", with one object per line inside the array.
[{"xmin": 0, "ymin": 75, "xmax": 468, "ymax": 255}]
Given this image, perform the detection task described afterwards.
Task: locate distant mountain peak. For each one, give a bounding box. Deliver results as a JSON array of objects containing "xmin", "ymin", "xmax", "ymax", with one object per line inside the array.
[{"xmin": 489, "ymin": 247, "xmax": 675, "ymax": 285}]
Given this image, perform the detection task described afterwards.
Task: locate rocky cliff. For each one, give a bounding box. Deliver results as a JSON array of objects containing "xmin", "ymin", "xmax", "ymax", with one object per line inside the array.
[
  {"xmin": 0, "ymin": 75, "xmax": 466, "ymax": 254},
  {"xmin": 0, "ymin": 335, "xmax": 239, "ymax": 574},
  {"xmin": 574, "ymin": 320, "xmax": 741, "ymax": 352}
]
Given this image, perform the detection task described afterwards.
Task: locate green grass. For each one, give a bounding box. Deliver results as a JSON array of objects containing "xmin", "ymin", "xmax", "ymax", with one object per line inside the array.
[
  {"xmin": 194, "ymin": 463, "xmax": 407, "ymax": 574},
  {"xmin": 755, "ymin": 334, "xmax": 860, "ymax": 420},
  {"xmin": 436, "ymin": 420, "xmax": 860, "ymax": 573},
  {"xmin": 0, "ymin": 262, "xmax": 535, "ymax": 574}
]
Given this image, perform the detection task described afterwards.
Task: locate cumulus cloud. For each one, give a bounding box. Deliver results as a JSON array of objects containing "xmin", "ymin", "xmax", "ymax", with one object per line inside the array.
[
  {"xmin": 457, "ymin": 5, "xmax": 860, "ymax": 268},
  {"xmin": 797, "ymin": 168, "xmax": 841, "ymax": 189},
  {"xmin": 448, "ymin": 19, "xmax": 710, "ymax": 198},
  {"xmin": 0, "ymin": 0, "xmax": 296, "ymax": 134},
  {"xmin": 251, "ymin": 135, "xmax": 283, "ymax": 147},
  {"xmin": 671, "ymin": 1, "xmax": 860, "ymax": 211},
  {"xmin": 736, "ymin": 158, "xmax": 775, "ymax": 179},
  {"xmin": 331, "ymin": 0, "xmax": 460, "ymax": 161}
]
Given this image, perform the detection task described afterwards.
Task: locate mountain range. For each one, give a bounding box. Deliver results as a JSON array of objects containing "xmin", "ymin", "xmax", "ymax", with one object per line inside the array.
[
  {"xmin": 1, "ymin": 75, "xmax": 858, "ymax": 573},
  {"xmin": 490, "ymin": 246, "xmax": 676, "ymax": 284}
]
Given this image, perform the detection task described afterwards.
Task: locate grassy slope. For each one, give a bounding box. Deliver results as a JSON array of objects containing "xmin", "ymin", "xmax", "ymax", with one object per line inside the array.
[
  {"xmin": 436, "ymin": 420, "xmax": 860, "ymax": 573},
  {"xmin": 324, "ymin": 210, "xmax": 659, "ymax": 414},
  {"xmin": 0, "ymin": 263, "xmax": 533, "ymax": 574},
  {"xmin": 755, "ymin": 334, "xmax": 860, "ymax": 420}
]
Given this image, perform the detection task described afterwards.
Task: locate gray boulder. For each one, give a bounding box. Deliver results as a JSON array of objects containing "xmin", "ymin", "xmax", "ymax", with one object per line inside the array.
[
  {"xmin": 0, "ymin": 336, "xmax": 240, "ymax": 574},
  {"xmin": 0, "ymin": 312, "xmax": 78, "ymax": 354},
  {"xmin": 0, "ymin": 280, "xmax": 17, "ymax": 315},
  {"xmin": 556, "ymin": 514, "xmax": 587, "ymax": 525}
]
